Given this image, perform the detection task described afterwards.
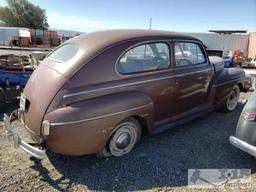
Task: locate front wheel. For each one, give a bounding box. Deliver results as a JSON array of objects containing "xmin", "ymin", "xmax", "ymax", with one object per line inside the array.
[{"xmin": 223, "ymin": 85, "xmax": 240, "ymax": 112}]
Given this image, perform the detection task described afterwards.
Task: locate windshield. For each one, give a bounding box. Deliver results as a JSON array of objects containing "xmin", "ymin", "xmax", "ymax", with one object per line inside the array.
[{"xmin": 48, "ymin": 44, "xmax": 79, "ymax": 62}]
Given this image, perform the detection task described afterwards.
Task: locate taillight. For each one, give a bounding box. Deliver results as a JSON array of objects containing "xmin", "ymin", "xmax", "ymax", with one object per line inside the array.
[
  {"xmin": 244, "ymin": 112, "xmax": 256, "ymax": 121},
  {"xmin": 42, "ymin": 120, "xmax": 50, "ymax": 136}
]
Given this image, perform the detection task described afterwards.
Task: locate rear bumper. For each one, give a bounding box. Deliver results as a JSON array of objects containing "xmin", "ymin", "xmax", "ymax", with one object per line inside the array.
[
  {"xmin": 229, "ymin": 136, "xmax": 256, "ymax": 157},
  {"xmin": 3, "ymin": 110, "xmax": 46, "ymax": 160}
]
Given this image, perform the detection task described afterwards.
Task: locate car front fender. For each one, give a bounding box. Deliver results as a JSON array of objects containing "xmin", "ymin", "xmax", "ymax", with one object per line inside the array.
[{"xmin": 212, "ymin": 67, "xmax": 245, "ymax": 108}]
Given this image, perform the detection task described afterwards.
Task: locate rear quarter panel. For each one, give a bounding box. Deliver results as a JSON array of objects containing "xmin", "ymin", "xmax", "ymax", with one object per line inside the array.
[{"xmin": 44, "ymin": 92, "xmax": 153, "ymax": 155}]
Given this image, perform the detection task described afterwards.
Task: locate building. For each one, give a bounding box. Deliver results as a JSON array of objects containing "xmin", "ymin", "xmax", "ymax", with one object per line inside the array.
[{"xmin": 187, "ymin": 30, "xmax": 256, "ymax": 59}]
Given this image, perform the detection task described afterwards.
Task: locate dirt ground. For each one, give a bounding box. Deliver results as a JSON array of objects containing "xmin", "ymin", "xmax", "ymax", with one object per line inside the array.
[{"xmin": 0, "ymin": 92, "xmax": 256, "ymax": 192}]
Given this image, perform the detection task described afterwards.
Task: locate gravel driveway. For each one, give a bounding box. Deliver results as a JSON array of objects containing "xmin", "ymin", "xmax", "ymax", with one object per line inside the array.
[{"xmin": 0, "ymin": 92, "xmax": 256, "ymax": 192}]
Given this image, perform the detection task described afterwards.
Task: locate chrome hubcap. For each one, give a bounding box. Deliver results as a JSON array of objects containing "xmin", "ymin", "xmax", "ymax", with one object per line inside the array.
[
  {"xmin": 116, "ymin": 132, "xmax": 131, "ymax": 149},
  {"xmin": 109, "ymin": 123, "xmax": 138, "ymax": 157},
  {"xmin": 227, "ymin": 87, "xmax": 239, "ymax": 111}
]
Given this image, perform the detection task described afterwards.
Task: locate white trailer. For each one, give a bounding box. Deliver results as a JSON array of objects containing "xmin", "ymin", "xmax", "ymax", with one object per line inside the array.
[
  {"xmin": 0, "ymin": 27, "xmax": 30, "ymax": 46},
  {"xmin": 188, "ymin": 32, "xmax": 249, "ymax": 55}
]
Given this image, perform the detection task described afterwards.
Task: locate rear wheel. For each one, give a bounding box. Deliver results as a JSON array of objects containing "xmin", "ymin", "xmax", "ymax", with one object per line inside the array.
[
  {"xmin": 97, "ymin": 117, "xmax": 141, "ymax": 158},
  {"xmin": 223, "ymin": 85, "xmax": 240, "ymax": 112}
]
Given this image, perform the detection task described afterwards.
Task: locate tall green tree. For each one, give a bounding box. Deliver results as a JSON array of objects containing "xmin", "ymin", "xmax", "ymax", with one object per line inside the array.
[{"xmin": 0, "ymin": 0, "xmax": 48, "ymax": 29}]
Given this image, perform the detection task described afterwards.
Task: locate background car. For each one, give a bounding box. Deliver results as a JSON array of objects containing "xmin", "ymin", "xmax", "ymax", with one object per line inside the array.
[{"xmin": 230, "ymin": 92, "xmax": 256, "ymax": 157}]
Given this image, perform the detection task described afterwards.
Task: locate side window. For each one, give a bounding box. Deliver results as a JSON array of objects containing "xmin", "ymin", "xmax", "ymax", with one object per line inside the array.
[
  {"xmin": 174, "ymin": 42, "xmax": 206, "ymax": 67},
  {"xmin": 117, "ymin": 42, "xmax": 170, "ymax": 74}
]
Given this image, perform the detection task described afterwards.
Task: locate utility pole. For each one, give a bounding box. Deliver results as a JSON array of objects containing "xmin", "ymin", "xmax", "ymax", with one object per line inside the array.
[{"xmin": 149, "ymin": 18, "xmax": 152, "ymax": 30}]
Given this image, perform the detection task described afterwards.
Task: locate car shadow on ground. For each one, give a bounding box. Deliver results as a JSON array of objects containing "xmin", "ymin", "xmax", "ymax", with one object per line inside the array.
[
  {"xmin": 30, "ymin": 102, "xmax": 256, "ymax": 191},
  {"xmin": 0, "ymin": 101, "xmax": 19, "ymax": 120}
]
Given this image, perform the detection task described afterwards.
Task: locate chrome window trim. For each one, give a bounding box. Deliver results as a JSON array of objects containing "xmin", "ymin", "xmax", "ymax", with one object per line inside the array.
[
  {"xmin": 171, "ymin": 39, "xmax": 210, "ymax": 67},
  {"xmin": 64, "ymin": 75, "xmax": 175, "ymax": 98},
  {"xmin": 64, "ymin": 68, "xmax": 212, "ymax": 99},
  {"xmin": 51, "ymin": 103, "xmax": 153, "ymax": 126},
  {"xmin": 173, "ymin": 41, "xmax": 207, "ymax": 68},
  {"xmin": 173, "ymin": 63, "xmax": 212, "ymax": 71},
  {"xmin": 175, "ymin": 68, "xmax": 211, "ymax": 77},
  {"xmin": 115, "ymin": 40, "xmax": 172, "ymax": 77}
]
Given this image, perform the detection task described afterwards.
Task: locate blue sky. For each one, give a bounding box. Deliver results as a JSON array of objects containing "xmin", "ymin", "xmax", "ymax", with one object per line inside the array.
[{"xmin": 0, "ymin": 0, "xmax": 256, "ymax": 33}]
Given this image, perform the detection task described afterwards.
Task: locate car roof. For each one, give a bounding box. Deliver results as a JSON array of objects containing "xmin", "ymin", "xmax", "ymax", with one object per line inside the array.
[
  {"xmin": 54, "ymin": 30, "xmax": 200, "ymax": 78},
  {"xmin": 68, "ymin": 29, "xmax": 199, "ymax": 51}
]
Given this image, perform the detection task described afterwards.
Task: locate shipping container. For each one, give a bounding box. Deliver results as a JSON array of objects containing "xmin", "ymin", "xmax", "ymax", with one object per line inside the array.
[
  {"xmin": 35, "ymin": 29, "xmax": 43, "ymax": 37},
  {"xmin": 30, "ymin": 29, "xmax": 36, "ymax": 37},
  {"xmin": 43, "ymin": 30, "xmax": 50, "ymax": 37},
  {"xmin": 31, "ymin": 36, "xmax": 42, "ymax": 45},
  {"xmin": 49, "ymin": 31, "xmax": 58, "ymax": 38}
]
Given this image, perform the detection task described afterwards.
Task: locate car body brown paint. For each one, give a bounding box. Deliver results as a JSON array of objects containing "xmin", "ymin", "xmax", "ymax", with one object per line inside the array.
[{"xmin": 21, "ymin": 30, "xmax": 245, "ymax": 155}]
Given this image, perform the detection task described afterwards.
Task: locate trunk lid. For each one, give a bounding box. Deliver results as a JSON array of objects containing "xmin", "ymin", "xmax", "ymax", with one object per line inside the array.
[{"xmin": 23, "ymin": 61, "xmax": 66, "ymax": 135}]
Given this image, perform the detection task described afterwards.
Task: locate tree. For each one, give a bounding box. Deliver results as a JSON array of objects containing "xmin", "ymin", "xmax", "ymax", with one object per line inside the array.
[{"xmin": 0, "ymin": 0, "xmax": 48, "ymax": 29}]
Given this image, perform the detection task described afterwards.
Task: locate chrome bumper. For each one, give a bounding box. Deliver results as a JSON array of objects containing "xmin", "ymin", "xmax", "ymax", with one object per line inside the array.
[
  {"xmin": 230, "ymin": 136, "xmax": 256, "ymax": 157},
  {"xmin": 3, "ymin": 110, "xmax": 46, "ymax": 160}
]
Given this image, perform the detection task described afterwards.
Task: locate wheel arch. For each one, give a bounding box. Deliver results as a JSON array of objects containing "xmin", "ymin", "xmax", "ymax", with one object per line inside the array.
[
  {"xmin": 237, "ymin": 82, "xmax": 243, "ymax": 92},
  {"xmin": 131, "ymin": 115, "xmax": 149, "ymax": 135}
]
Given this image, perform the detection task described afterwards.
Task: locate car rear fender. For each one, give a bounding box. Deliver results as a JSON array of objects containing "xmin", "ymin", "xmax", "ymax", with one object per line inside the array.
[
  {"xmin": 45, "ymin": 91, "xmax": 154, "ymax": 134},
  {"xmin": 43, "ymin": 91, "xmax": 154, "ymax": 155}
]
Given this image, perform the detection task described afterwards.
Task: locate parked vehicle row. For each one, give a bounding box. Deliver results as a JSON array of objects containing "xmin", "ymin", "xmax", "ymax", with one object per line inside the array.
[
  {"xmin": 0, "ymin": 65, "xmax": 33, "ymax": 109},
  {"xmin": 241, "ymin": 59, "xmax": 256, "ymax": 68},
  {"xmin": 0, "ymin": 51, "xmax": 49, "ymax": 109},
  {"xmin": 3, "ymin": 30, "xmax": 247, "ymax": 160}
]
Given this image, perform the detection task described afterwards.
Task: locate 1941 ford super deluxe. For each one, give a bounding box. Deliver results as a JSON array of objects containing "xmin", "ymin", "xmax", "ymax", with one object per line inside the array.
[{"xmin": 4, "ymin": 30, "xmax": 245, "ymax": 159}]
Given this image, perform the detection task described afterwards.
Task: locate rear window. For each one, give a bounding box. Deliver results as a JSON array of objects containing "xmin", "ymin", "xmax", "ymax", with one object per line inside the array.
[{"xmin": 48, "ymin": 44, "xmax": 79, "ymax": 62}]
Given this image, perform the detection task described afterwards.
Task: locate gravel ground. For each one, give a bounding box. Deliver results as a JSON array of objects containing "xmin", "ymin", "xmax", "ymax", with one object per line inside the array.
[{"xmin": 0, "ymin": 92, "xmax": 256, "ymax": 192}]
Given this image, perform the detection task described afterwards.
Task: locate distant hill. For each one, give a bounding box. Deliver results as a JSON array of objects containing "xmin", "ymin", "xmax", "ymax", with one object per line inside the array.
[{"xmin": 51, "ymin": 29, "xmax": 85, "ymax": 37}]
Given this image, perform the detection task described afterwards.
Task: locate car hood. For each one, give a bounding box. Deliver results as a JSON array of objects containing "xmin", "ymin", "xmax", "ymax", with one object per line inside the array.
[{"xmin": 209, "ymin": 56, "xmax": 224, "ymax": 75}]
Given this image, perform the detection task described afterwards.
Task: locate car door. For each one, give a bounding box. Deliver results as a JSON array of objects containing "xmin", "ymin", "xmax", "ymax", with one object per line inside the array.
[
  {"xmin": 173, "ymin": 40, "xmax": 214, "ymax": 114},
  {"xmin": 116, "ymin": 41, "xmax": 177, "ymax": 122}
]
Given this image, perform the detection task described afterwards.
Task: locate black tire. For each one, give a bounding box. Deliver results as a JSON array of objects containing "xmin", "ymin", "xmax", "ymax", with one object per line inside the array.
[
  {"xmin": 0, "ymin": 88, "xmax": 6, "ymax": 109},
  {"xmin": 222, "ymin": 85, "xmax": 240, "ymax": 112},
  {"xmin": 97, "ymin": 117, "xmax": 141, "ymax": 158}
]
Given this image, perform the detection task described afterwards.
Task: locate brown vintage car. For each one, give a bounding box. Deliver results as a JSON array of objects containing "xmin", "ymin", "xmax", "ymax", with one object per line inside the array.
[{"xmin": 4, "ymin": 30, "xmax": 245, "ymax": 159}]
